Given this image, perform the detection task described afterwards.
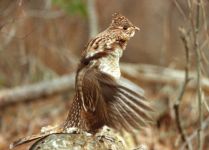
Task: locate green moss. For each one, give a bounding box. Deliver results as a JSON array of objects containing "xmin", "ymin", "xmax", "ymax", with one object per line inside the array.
[{"xmin": 52, "ymin": 0, "xmax": 87, "ymax": 17}]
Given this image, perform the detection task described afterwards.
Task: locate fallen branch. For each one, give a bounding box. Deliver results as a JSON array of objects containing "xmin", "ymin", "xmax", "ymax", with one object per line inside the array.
[
  {"xmin": 1, "ymin": 63, "xmax": 209, "ymax": 107},
  {"xmin": 0, "ymin": 74, "xmax": 75, "ymax": 107},
  {"xmin": 121, "ymin": 63, "xmax": 209, "ymax": 93}
]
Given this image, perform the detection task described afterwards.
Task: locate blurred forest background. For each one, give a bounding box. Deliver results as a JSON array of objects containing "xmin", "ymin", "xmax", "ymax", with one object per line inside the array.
[{"xmin": 0, "ymin": 0, "xmax": 209, "ymax": 150}]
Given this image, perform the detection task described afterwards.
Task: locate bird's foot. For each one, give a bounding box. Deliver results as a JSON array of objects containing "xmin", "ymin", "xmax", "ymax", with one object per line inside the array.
[
  {"xmin": 97, "ymin": 134, "xmax": 115, "ymax": 142},
  {"xmin": 96, "ymin": 126, "xmax": 115, "ymax": 142},
  {"xmin": 65, "ymin": 127, "xmax": 81, "ymax": 134}
]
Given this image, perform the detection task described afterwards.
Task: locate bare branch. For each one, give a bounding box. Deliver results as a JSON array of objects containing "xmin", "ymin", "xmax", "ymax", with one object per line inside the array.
[
  {"xmin": 193, "ymin": 0, "xmax": 203, "ymax": 149},
  {"xmin": 172, "ymin": 0, "xmax": 188, "ymax": 20},
  {"xmin": 181, "ymin": 116, "xmax": 209, "ymax": 150},
  {"xmin": 173, "ymin": 27, "xmax": 192, "ymax": 150}
]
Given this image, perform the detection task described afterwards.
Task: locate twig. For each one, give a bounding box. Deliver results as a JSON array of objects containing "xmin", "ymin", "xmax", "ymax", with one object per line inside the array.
[
  {"xmin": 173, "ymin": 27, "xmax": 192, "ymax": 150},
  {"xmin": 172, "ymin": 0, "xmax": 188, "ymax": 21},
  {"xmin": 180, "ymin": 116, "xmax": 209, "ymax": 150},
  {"xmin": 200, "ymin": 0, "xmax": 209, "ymax": 52},
  {"xmin": 203, "ymin": 93, "xmax": 209, "ymax": 112},
  {"xmin": 193, "ymin": 0, "xmax": 203, "ymax": 149}
]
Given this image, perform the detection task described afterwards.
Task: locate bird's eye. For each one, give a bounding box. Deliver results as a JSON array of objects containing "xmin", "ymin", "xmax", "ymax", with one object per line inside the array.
[{"xmin": 123, "ymin": 25, "xmax": 128, "ymax": 30}]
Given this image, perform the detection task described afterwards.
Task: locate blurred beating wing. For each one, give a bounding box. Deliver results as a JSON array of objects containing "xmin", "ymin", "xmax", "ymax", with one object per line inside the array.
[
  {"xmin": 78, "ymin": 66, "xmax": 153, "ymax": 131},
  {"xmin": 78, "ymin": 68, "xmax": 102, "ymax": 112},
  {"xmin": 97, "ymin": 71, "xmax": 154, "ymax": 132}
]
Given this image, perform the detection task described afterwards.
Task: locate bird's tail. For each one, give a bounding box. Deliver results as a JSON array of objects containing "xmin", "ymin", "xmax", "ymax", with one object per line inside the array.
[{"xmin": 10, "ymin": 125, "xmax": 63, "ymax": 149}]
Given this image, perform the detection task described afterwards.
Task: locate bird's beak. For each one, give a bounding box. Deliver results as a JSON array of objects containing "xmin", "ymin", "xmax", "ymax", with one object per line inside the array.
[{"xmin": 134, "ymin": 26, "xmax": 140, "ymax": 31}]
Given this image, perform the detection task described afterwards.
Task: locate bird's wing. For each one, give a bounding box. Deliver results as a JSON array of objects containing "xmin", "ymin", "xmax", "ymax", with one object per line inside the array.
[
  {"xmin": 97, "ymin": 72, "xmax": 154, "ymax": 132},
  {"xmin": 78, "ymin": 68, "xmax": 103, "ymax": 112}
]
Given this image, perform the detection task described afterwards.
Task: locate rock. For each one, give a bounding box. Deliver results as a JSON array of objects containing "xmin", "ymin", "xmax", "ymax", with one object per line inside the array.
[{"xmin": 30, "ymin": 131, "xmax": 125, "ymax": 150}]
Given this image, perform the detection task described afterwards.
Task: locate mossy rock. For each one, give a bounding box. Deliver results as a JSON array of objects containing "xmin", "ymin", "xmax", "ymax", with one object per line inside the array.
[{"xmin": 30, "ymin": 132, "xmax": 125, "ymax": 150}]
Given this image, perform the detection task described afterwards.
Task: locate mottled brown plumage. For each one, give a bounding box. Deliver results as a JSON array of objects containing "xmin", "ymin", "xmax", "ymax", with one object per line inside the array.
[
  {"xmin": 63, "ymin": 13, "xmax": 152, "ymax": 133},
  {"xmin": 10, "ymin": 13, "xmax": 152, "ymax": 149}
]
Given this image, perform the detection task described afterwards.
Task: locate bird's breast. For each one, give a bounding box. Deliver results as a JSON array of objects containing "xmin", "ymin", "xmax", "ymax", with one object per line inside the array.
[{"xmin": 98, "ymin": 48, "xmax": 122, "ymax": 79}]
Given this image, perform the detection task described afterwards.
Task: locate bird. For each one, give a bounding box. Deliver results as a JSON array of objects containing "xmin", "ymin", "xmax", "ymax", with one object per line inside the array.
[
  {"xmin": 10, "ymin": 13, "xmax": 153, "ymax": 149},
  {"xmin": 63, "ymin": 12, "xmax": 153, "ymax": 133}
]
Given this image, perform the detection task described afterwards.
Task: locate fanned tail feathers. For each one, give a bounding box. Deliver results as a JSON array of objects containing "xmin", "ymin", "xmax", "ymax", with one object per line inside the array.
[
  {"xmin": 10, "ymin": 133, "xmax": 48, "ymax": 149},
  {"xmin": 10, "ymin": 125, "xmax": 63, "ymax": 149}
]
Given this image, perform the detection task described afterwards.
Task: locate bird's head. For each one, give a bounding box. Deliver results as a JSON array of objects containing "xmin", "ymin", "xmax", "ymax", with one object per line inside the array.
[
  {"xmin": 79, "ymin": 13, "xmax": 139, "ymax": 69},
  {"xmin": 108, "ymin": 13, "xmax": 140, "ymax": 41}
]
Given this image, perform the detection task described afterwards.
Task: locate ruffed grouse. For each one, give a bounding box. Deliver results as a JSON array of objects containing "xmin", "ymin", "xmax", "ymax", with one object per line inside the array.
[
  {"xmin": 63, "ymin": 13, "xmax": 153, "ymax": 133},
  {"xmin": 11, "ymin": 13, "xmax": 153, "ymax": 149}
]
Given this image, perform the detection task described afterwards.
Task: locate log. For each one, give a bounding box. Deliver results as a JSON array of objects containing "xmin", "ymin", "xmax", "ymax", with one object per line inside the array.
[
  {"xmin": 11, "ymin": 127, "xmax": 129, "ymax": 150},
  {"xmin": 0, "ymin": 74, "xmax": 75, "ymax": 107},
  {"xmin": 121, "ymin": 63, "xmax": 209, "ymax": 93},
  {"xmin": 0, "ymin": 63, "xmax": 209, "ymax": 107}
]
